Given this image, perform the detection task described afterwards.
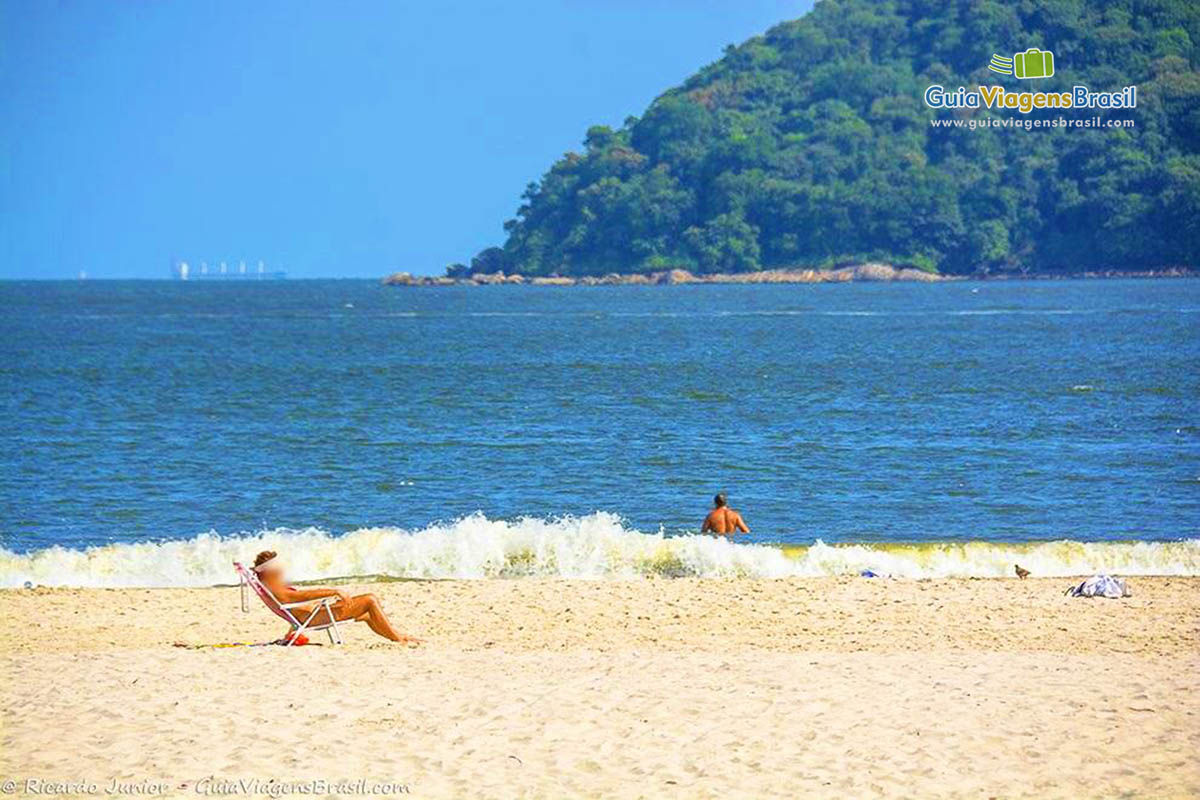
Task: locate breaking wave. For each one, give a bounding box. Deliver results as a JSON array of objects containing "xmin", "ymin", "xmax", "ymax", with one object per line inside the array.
[{"xmin": 2, "ymin": 512, "xmax": 1197, "ymax": 588}]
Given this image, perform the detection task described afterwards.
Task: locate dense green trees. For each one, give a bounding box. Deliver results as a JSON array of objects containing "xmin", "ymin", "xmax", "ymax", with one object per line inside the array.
[{"xmin": 467, "ymin": 0, "xmax": 1199, "ymax": 277}]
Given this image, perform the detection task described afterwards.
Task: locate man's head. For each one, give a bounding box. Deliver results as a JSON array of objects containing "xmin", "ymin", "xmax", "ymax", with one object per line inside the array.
[{"xmin": 714, "ymin": 493, "xmax": 727, "ymax": 508}]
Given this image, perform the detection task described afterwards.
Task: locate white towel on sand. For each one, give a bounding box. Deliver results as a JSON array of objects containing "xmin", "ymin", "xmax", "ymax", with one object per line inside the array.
[{"xmin": 1066, "ymin": 574, "xmax": 1130, "ymax": 599}]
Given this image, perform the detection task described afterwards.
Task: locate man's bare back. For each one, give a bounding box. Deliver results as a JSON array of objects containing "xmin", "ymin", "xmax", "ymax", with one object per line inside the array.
[{"xmin": 701, "ymin": 494, "xmax": 749, "ymax": 536}]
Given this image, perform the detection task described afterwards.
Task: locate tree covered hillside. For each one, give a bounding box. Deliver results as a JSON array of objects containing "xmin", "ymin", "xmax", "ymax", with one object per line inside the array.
[{"xmin": 465, "ymin": 0, "xmax": 1199, "ymax": 277}]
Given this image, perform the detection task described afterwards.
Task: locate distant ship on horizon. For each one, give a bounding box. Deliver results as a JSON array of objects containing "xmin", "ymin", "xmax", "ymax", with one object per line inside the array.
[{"xmin": 171, "ymin": 260, "xmax": 287, "ymax": 280}]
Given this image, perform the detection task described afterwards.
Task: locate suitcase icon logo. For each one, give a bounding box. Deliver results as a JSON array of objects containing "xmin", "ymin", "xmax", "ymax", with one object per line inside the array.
[{"xmin": 988, "ymin": 48, "xmax": 1055, "ymax": 79}]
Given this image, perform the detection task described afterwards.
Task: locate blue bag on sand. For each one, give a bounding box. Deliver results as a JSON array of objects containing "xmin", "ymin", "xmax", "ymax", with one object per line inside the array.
[
  {"xmin": 1065, "ymin": 574, "xmax": 1130, "ymax": 599},
  {"xmin": 860, "ymin": 569, "xmax": 880, "ymax": 578}
]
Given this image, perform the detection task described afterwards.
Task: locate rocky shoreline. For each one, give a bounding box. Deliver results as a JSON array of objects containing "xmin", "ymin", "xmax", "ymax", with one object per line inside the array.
[
  {"xmin": 382, "ymin": 263, "xmax": 944, "ymax": 287},
  {"xmin": 380, "ymin": 264, "xmax": 1196, "ymax": 287}
]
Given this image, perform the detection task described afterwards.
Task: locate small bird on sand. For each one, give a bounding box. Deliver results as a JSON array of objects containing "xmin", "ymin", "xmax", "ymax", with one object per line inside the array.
[{"xmin": 1015, "ymin": 564, "xmax": 1031, "ymax": 580}]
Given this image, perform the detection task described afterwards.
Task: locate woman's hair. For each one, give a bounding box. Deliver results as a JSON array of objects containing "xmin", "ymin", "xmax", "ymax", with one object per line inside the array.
[{"xmin": 254, "ymin": 550, "xmax": 277, "ymax": 568}]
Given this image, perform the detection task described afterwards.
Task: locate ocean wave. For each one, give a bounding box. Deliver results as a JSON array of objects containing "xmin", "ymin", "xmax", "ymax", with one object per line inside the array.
[{"xmin": 1, "ymin": 513, "xmax": 1197, "ymax": 588}]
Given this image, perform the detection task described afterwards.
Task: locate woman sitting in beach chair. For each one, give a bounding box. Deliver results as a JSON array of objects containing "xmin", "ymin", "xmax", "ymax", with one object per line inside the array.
[{"xmin": 250, "ymin": 550, "xmax": 420, "ymax": 644}]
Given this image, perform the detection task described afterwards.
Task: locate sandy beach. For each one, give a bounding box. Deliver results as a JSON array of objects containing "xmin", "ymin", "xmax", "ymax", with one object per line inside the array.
[{"xmin": 2, "ymin": 576, "xmax": 1197, "ymax": 798}]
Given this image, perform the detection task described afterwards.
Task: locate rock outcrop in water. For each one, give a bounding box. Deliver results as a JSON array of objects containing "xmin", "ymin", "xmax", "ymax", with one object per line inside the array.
[{"xmin": 382, "ymin": 263, "xmax": 950, "ymax": 287}]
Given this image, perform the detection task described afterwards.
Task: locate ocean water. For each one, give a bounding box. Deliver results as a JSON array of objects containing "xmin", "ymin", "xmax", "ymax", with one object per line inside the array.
[{"xmin": 1, "ymin": 279, "xmax": 1197, "ymax": 586}]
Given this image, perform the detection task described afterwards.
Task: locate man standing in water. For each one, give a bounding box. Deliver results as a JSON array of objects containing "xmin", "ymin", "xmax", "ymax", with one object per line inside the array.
[{"xmin": 701, "ymin": 493, "xmax": 750, "ymax": 536}]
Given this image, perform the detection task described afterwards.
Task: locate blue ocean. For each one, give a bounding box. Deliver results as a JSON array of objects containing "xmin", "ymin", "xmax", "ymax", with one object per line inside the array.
[{"xmin": 2, "ymin": 279, "xmax": 1197, "ymax": 586}]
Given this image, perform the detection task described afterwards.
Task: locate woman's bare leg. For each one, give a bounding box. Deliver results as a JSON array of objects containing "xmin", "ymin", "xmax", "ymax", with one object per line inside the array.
[
  {"xmin": 353, "ymin": 594, "xmax": 412, "ymax": 642},
  {"xmin": 320, "ymin": 593, "xmax": 419, "ymax": 643}
]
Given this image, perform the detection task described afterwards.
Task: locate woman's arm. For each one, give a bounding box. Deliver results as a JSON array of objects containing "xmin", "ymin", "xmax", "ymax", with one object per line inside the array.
[{"xmin": 266, "ymin": 582, "xmax": 347, "ymax": 605}]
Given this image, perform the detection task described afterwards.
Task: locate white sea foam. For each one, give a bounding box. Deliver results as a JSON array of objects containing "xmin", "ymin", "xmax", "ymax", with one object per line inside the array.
[{"xmin": 2, "ymin": 513, "xmax": 1197, "ymax": 588}]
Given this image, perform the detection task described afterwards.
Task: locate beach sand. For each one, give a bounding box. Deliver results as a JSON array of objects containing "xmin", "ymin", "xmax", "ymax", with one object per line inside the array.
[{"xmin": 2, "ymin": 577, "xmax": 1197, "ymax": 798}]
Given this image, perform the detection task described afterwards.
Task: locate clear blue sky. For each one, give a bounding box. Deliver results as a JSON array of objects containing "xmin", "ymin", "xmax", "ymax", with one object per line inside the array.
[{"xmin": 0, "ymin": 0, "xmax": 810, "ymax": 279}]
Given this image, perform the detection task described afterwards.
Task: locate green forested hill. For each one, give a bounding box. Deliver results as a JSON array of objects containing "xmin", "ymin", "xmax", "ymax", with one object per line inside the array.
[{"xmin": 464, "ymin": 0, "xmax": 1199, "ymax": 277}]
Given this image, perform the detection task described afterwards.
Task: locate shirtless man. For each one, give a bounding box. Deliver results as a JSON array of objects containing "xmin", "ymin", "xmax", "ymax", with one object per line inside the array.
[{"xmin": 701, "ymin": 493, "xmax": 750, "ymax": 536}]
